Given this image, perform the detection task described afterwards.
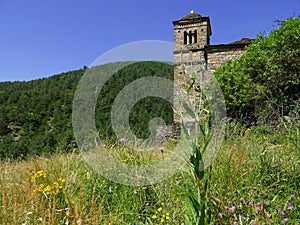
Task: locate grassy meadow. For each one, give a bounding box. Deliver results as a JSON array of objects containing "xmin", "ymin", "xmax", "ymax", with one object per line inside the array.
[
  {"xmin": 1, "ymin": 121, "xmax": 299, "ymax": 225},
  {"xmin": 0, "ymin": 17, "xmax": 299, "ymax": 225}
]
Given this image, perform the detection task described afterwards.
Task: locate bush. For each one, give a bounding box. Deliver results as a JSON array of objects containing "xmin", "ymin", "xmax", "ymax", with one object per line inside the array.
[{"xmin": 215, "ymin": 17, "xmax": 300, "ymax": 125}]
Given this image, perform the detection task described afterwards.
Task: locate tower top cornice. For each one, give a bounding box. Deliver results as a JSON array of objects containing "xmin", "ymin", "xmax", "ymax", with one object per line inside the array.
[
  {"xmin": 172, "ymin": 11, "xmax": 212, "ymax": 36},
  {"xmin": 180, "ymin": 10, "xmax": 202, "ymax": 20}
]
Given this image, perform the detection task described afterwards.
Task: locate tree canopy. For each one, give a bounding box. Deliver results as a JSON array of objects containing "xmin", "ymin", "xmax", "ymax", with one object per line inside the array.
[
  {"xmin": 0, "ymin": 61, "xmax": 173, "ymax": 159},
  {"xmin": 215, "ymin": 17, "xmax": 300, "ymax": 125}
]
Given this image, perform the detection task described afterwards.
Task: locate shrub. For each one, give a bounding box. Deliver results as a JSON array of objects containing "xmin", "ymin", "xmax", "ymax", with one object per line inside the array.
[{"xmin": 215, "ymin": 17, "xmax": 300, "ymax": 125}]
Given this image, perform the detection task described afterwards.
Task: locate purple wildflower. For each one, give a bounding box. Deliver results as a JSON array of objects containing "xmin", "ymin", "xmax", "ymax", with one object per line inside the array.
[
  {"xmin": 286, "ymin": 202, "xmax": 294, "ymax": 210},
  {"xmin": 281, "ymin": 218, "xmax": 288, "ymax": 224},
  {"xmin": 239, "ymin": 215, "xmax": 246, "ymax": 222},
  {"xmin": 264, "ymin": 201, "xmax": 270, "ymax": 206},
  {"xmin": 263, "ymin": 209, "xmax": 269, "ymax": 217},
  {"xmin": 159, "ymin": 146, "xmax": 165, "ymax": 153},
  {"xmin": 290, "ymin": 194, "xmax": 295, "ymax": 199},
  {"xmin": 256, "ymin": 205, "xmax": 260, "ymax": 211}
]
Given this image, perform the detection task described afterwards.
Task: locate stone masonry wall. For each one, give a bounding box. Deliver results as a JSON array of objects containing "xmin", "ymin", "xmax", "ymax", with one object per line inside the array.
[
  {"xmin": 207, "ymin": 46, "xmax": 246, "ymax": 73},
  {"xmin": 168, "ymin": 46, "xmax": 248, "ymax": 140},
  {"xmin": 173, "ymin": 46, "xmax": 247, "ymax": 122},
  {"xmin": 173, "ymin": 17, "xmax": 211, "ymax": 52}
]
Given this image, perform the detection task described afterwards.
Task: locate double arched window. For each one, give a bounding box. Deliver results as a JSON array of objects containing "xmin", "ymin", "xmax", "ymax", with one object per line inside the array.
[{"xmin": 184, "ymin": 30, "xmax": 197, "ymax": 45}]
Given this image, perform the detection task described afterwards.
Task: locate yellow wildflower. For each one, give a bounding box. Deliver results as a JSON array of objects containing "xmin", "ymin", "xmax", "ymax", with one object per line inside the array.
[
  {"xmin": 165, "ymin": 213, "xmax": 170, "ymax": 220},
  {"xmin": 31, "ymin": 173, "xmax": 65, "ymax": 195},
  {"xmin": 263, "ymin": 136, "xmax": 268, "ymax": 140},
  {"xmin": 43, "ymin": 185, "xmax": 52, "ymax": 194},
  {"xmin": 245, "ymin": 128, "xmax": 251, "ymax": 134},
  {"xmin": 30, "ymin": 170, "xmax": 46, "ymax": 182}
]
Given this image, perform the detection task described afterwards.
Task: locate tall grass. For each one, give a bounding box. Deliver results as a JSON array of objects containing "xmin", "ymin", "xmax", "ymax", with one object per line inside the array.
[
  {"xmin": 0, "ymin": 119, "xmax": 299, "ymax": 224},
  {"xmin": 209, "ymin": 124, "xmax": 300, "ymax": 224},
  {"xmin": 0, "ymin": 146, "xmax": 188, "ymax": 225}
]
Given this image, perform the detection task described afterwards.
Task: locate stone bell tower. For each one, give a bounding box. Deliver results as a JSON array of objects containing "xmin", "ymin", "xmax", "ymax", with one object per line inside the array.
[
  {"xmin": 173, "ymin": 10, "xmax": 211, "ymax": 54},
  {"xmin": 173, "ymin": 10, "xmax": 212, "ymax": 122}
]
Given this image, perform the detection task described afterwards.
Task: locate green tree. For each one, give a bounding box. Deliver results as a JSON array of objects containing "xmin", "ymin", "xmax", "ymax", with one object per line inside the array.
[
  {"xmin": 0, "ymin": 62, "xmax": 173, "ymax": 159},
  {"xmin": 215, "ymin": 17, "xmax": 300, "ymax": 125}
]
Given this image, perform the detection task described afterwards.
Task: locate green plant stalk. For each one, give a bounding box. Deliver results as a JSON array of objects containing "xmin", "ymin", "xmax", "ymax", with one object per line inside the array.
[{"xmin": 180, "ymin": 66, "xmax": 213, "ymax": 225}]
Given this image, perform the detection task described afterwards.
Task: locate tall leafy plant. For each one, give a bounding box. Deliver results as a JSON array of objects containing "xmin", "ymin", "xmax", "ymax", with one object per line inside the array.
[{"xmin": 178, "ymin": 66, "xmax": 214, "ymax": 225}]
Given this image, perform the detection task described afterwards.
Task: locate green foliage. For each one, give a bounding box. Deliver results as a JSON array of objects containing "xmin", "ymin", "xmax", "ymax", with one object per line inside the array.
[
  {"xmin": 0, "ymin": 61, "xmax": 173, "ymax": 159},
  {"xmin": 95, "ymin": 61, "xmax": 173, "ymax": 139},
  {"xmin": 179, "ymin": 68, "xmax": 213, "ymax": 225},
  {"xmin": 209, "ymin": 123, "xmax": 300, "ymax": 225},
  {"xmin": 1, "ymin": 118, "xmax": 300, "ymax": 224},
  {"xmin": 0, "ymin": 69, "xmax": 85, "ymax": 158},
  {"xmin": 215, "ymin": 17, "xmax": 300, "ymax": 125}
]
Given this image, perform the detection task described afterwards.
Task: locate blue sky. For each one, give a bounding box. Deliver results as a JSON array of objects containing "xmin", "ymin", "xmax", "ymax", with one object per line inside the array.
[{"xmin": 0, "ymin": 0, "xmax": 299, "ymax": 82}]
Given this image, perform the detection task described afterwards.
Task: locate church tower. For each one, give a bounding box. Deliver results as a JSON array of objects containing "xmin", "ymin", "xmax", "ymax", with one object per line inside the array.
[
  {"xmin": 173, "ymin": 10, "xmax": 211, "ymax": 55},
  {"xmin": 173, "ymin": 10, "xmax": 212, "ymax": 122}
]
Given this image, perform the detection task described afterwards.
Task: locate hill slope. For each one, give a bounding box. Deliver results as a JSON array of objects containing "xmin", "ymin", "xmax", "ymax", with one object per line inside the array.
[{"xmin": 0, "ymin": 61, "xmax": 173, "ymax": 159}]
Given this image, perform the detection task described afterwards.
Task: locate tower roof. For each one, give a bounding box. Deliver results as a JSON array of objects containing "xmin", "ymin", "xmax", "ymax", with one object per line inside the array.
[
  {"xmin": 173, "ymin": 10, "xmax": 212, "ymax": 37},
  {"xmin": 180, "ymin": 10, "xmax": 202, "ymax": 20}
]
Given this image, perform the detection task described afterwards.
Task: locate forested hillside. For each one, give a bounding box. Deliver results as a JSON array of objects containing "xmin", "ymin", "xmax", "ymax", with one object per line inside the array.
[{"xmin": 0, "ymin": 61, "xmax": 173, "ymax": 159}]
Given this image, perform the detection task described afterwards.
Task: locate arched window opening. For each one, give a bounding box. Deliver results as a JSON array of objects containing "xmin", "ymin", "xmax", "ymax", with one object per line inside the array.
[
  {"xmin": 194, "ymin": 30, "xmax": 197, "ymax": 43},
  {"xmin": 184, "ymin": 30, "xmax": 198, "ymax": 45},
  {"xmin": 189, "ymin": 31, "xmax": 193, "ymax": 44},
  {"xmin": 184, "ymin": 31, "xmax": 188, "ymax": 44}
]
